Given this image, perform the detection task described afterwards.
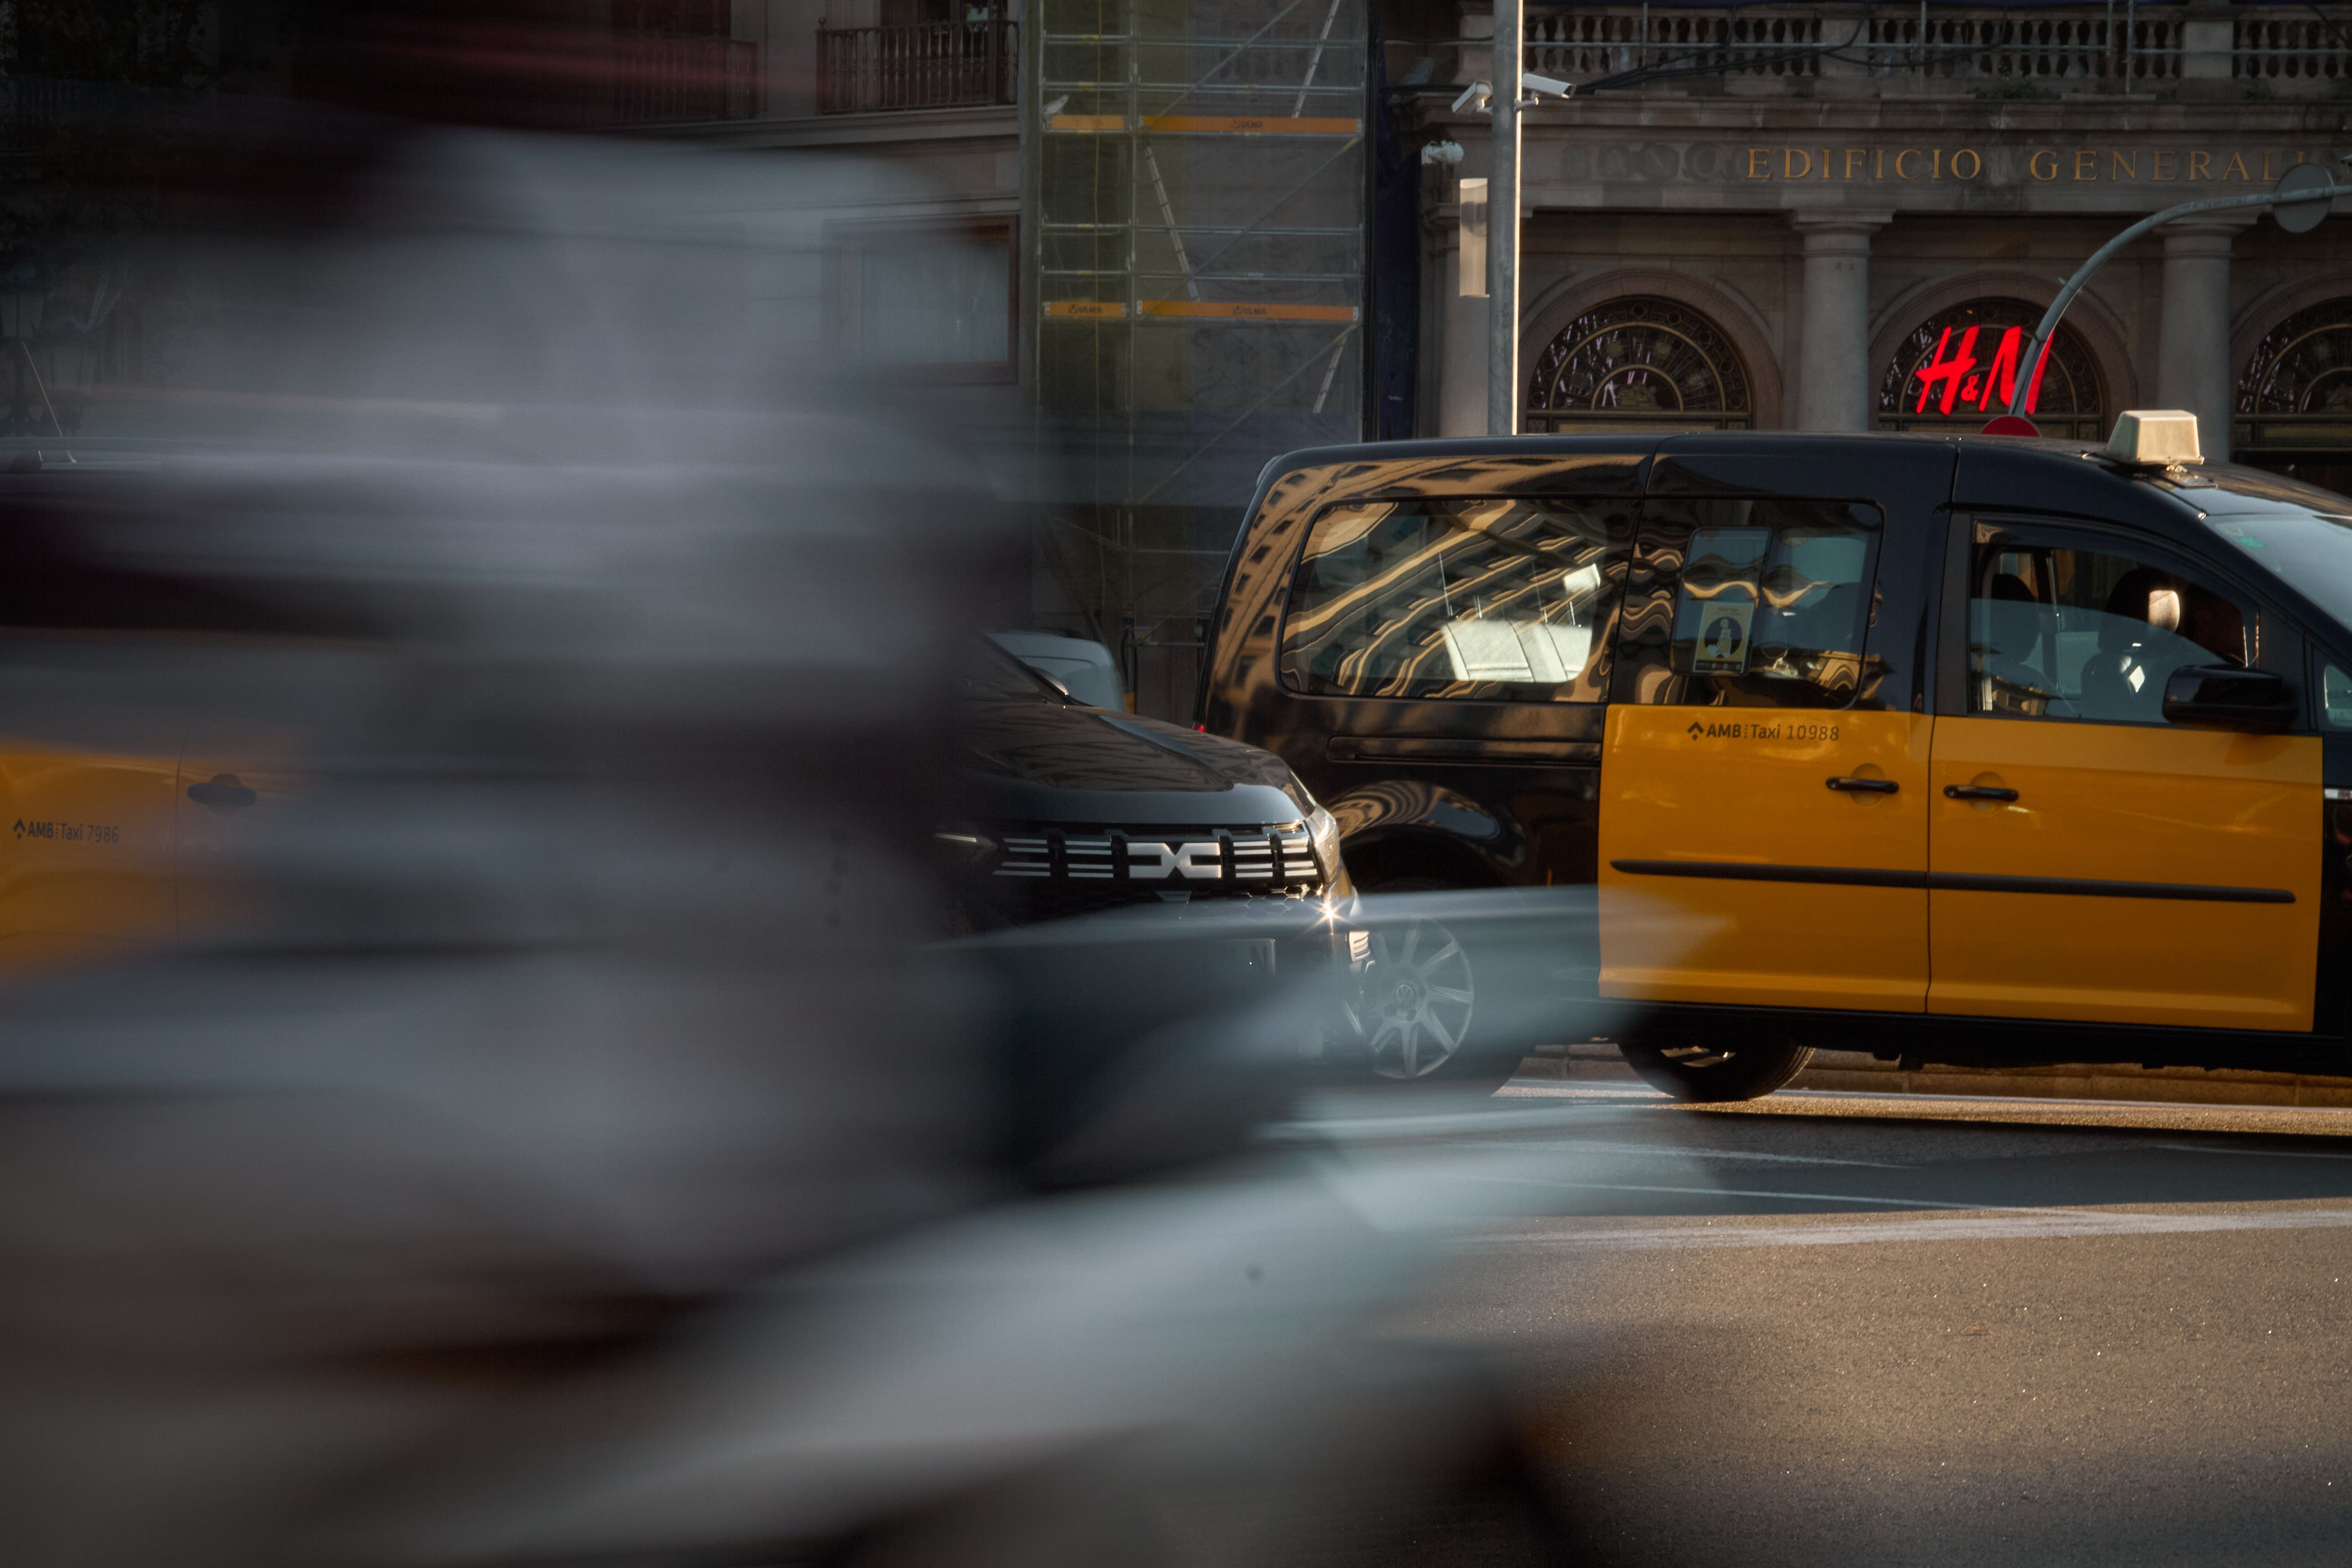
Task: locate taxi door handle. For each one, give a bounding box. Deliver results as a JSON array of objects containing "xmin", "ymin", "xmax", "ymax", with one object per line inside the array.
[
  {"xmin": 1944, "ymin": 784, "xmax": 2019, "ymax": 802},
  {"xmin": 186, "ymin": 774, "xmax": 258, "ymax": 809},
  {"xmin": 1825, "ymin": 776, "xmax": 1898, "ymax": 794}
]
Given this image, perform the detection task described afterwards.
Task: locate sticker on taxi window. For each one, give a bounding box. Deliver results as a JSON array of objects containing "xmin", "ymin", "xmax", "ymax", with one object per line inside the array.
[
  {"xmin": 1677, "ymin": 526, "xmax": 1770, "ymax": 676},
  {"xmin": 1694, "ymin": 603, "xmax": 1754, "ymax": 674}
]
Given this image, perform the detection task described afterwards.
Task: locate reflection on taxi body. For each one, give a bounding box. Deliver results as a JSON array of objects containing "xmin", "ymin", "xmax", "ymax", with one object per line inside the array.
[{"xmin": 1203, "ymin": 418, "xmax": 2352, "ymax": 1100}]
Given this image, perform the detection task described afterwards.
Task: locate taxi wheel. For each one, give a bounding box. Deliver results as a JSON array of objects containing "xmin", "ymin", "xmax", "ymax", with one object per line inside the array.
[{"xmin": 1618, "ymin": 1035, "xmax": 1813, "ymax": 1102}]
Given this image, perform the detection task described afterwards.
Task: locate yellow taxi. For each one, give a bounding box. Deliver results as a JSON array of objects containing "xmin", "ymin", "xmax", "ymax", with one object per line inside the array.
[
  {"xmin": 0, "ymin": 740, "xmax": 270, "ymax": 975},
  {"xmin": 0, "ymin": 460, "xmax": 281, "ymax": 980},
  {"xmin": 1203, "ymin": 412, "xmax": 2352, "ymax": 1099}
]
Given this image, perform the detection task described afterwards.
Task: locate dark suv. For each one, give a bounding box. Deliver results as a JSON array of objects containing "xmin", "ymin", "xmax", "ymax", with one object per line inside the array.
[
  {"xmin": 951, "ymin": 637, "xmax": 1600, "ymax": 1093},
  {"xmin": 943, "ymin": 638, "xmax": 1348, "ymax": 930}
]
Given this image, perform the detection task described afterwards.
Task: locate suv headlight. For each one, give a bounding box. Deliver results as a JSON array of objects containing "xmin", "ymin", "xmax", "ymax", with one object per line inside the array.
[{"xmin": 1306, "ymin": 802, "xmax": 1344, "ymax": 885}]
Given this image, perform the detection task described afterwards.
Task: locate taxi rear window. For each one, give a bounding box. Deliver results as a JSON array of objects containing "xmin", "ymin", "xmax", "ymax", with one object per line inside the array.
[
  {"xmin": 1278, "ymin": 495, "xmax": 1632, "ymax": 702},
  {"xmin": 1613, "ymin": 498, "xmax": 1885, "ymax": 710}
]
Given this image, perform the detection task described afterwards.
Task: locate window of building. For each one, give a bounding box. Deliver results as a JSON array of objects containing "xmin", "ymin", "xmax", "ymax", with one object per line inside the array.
[
  {"xmin": 2236, "ymin": 298, "xmax": 2352, "ymax": 498},
  {"xmin": 611, "ymin": 0, "xmax": 759, "ymax": 122},
  {"xmin": 1612, "ymin": 498, "xmax": 1884, "ymax": 709},
  {"xmin": 1878, "ymin": 297, "xmax": 2104, "ymax": 441},
  {"xmin": 1280, "ymin": 496, "xmax": 1634, "ymax": 702},
  {"xmin": 1965, "ymin": 522, "xmax": 2252, "ymax": 724},
  {"xmin": 831, "ymin": 220, "xmax": 1014, "ymax": 381},
  {"xmin": 1524, "ymin": 296, "xmax": 1752, "ymax": 434}
]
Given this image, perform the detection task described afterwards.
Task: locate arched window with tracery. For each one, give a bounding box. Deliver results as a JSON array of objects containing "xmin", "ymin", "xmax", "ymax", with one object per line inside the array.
[
  {"xmin": 1524, "ymin": 296, "xmax": 1752, "ymax": 433},
  {"xmin": 1878, "ymin": 297, "xmax": 2104, "ymax": 440},
  {"xmin": 2236, "ymin": 299, "xmax": 2352, "ymax": 496}
]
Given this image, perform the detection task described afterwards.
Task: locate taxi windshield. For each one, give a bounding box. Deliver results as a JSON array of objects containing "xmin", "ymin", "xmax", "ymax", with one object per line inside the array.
[{"xmin": 2191, "ymin": 467, "xmax": 2352, "ymax": 630}]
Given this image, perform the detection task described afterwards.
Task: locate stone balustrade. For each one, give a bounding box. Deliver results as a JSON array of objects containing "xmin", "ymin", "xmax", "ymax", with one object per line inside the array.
[{"xmin": 1499, "ymin": 4, "xmax": 2352, "ymax": 98}]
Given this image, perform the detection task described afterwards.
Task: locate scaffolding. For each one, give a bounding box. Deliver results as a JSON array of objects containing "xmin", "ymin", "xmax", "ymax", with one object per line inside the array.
[{"xmin": 1025, "ymin": 0, "xmax": 1367, "ymax": 716}]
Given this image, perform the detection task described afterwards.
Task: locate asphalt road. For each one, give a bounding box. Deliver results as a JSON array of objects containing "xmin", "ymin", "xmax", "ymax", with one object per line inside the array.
[{"xmin": 1397, "ymin": 1079, "xmax": 2352, "ymax": 1568}]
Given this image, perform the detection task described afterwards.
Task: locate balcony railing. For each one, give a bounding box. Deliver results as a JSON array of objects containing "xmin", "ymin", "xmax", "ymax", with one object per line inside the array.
[
  {"xmin": 818, "ymin": 18, "xmax": 1017, "ymax": 114},
  {"xmin": 612, "ymin": 35, "xmax": 760, "ymax": 123},
  {"xmin": 1520, "ymin": 5, "xmax": 2226, "ymax": 93},
  {"xmin": 2235, "ymin": 15, "xmax": 2352, "ymax": 84}
]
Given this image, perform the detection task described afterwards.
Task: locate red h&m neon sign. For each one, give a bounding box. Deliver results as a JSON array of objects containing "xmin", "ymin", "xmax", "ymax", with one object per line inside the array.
[{"xmin": 1911, "ymin": 324, "xmax": 2055, "ymax": 416}]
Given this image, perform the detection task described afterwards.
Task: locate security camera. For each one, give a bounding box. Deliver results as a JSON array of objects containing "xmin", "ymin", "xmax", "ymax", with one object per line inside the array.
[
  {"xmin": 1520, "ymin": 71, "xmax": 1575, "ymax": 100},
  {"xmin": 1450, "ymin": 81, "xmax": 1492, "ymax": 114},
  {"xmin": 1421, "ymin": 139, "xmax": 1465, "ymax": 166}
]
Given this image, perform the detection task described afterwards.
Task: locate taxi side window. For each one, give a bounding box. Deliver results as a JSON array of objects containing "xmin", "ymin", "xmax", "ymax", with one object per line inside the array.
[
  {"xmin": 1612, "ymin": 497, "xmax": 1884, "ymax": 710},
  {"xmin": 1279, "ymin": 496, "xmax": 1631, "ymax": 702},
  {"xmin": 2323, "ymin": 663, "xmax": 2352, "ymax": 729},
  {"xmin": 1967, "ymin": 524, "xmax": 2252, "ymax": 724}
]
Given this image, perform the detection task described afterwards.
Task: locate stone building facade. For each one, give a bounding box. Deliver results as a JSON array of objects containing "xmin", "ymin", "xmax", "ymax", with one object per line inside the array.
[
  {"xmin": 611, "ymin": 1, "xmax": 2352, "ymax": 717},
  {"xmin": 1413, "ymin": 3, "xmax": 2352, "ymax": 489}
]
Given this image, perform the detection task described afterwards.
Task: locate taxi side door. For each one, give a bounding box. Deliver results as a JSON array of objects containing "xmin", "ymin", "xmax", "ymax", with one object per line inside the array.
[
  {"xmin": 175, "ymin": 755, "xmax": 285, "ymax": 942},
  {"xmin": 1927, "ymin": 516, "xmax": 2320, "ymax": 1030},
  {"xmin": 1597, "ymin": 442, "xmax": 1946, "ymax": 1011},
  {"xmin": 1274, "ymin": 487, "xmax": 1639, "ymax": 891}
]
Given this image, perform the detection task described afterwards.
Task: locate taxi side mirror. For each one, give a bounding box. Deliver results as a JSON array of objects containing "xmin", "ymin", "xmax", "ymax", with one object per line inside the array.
[{"xmin": 2161, "ymin": 665, "xmax": 2297, "ymax": 731}]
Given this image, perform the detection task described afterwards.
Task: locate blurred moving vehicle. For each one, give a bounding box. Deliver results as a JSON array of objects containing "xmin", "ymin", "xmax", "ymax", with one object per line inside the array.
[
  {"xmin": 0, "ymin": 461, "xmax": 286, "ymax": 977},
  {"xmin": 1203, "ymin": 412, "xmax": 2352, "ymax": 1102},
  {"xmin": 0, "ymin": 119, "xmax": 1585, "ymax": 1568},
  {"xmin": 987, "ymin": 629, "xmax": 1126, "ymax": 710}
]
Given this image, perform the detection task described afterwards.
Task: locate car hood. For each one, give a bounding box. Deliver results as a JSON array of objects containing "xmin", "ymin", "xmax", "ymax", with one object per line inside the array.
[{"xmin": 956, "ymin": 700, "xmax": 1308, "ymax": 826}]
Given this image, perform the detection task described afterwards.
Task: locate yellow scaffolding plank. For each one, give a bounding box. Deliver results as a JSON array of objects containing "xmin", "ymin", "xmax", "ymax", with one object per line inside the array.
[
  {"xmin": 1139, "ymin": 300, "xmax": 1357, "ymax": 322},
  {"xmin": 1142, "ymin": 115, "xmax": 1360, "ymax": 135},
  {"xmin": 1046, "ymin": 113, "xmax": 1360, "ymax": 135}
]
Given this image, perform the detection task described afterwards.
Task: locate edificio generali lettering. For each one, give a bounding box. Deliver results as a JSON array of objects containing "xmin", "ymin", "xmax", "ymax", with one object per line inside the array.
[{"xmin": 1742, "ymin": 147, "xmax": 2321, "ymax": 182}]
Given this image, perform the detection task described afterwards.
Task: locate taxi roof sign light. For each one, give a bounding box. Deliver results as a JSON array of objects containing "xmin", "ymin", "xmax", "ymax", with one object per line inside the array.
[{"xmin": 2107, "ymin": 410, "xmax": 2203, "ymax": 467}]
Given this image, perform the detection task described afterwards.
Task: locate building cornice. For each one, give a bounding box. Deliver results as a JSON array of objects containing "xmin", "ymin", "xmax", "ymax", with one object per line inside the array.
[
  {"xmin": 1406, "ymin": 93, "xmax": 2352, "ymax": 137},
  {"xmin": 1406, "ymin": 90, "xmax": 2352, "ymax": 216},
  {"xmin": 628, "ymin": 105, "xmax": 1019, "ymax": 152}
]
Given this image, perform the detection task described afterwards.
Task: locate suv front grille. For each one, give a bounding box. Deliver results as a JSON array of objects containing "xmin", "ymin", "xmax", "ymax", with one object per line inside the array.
[
  {"xmin": 976, "ymin": 822, "xmax": 1322, "ymax": 925},
  {"xmin": 995, "ymin": 824, "xmax": 1318, "ymax": 888}
]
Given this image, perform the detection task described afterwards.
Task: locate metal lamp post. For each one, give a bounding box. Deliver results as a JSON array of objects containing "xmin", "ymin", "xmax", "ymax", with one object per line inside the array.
[
  {"xmin": 0, "ymin": 285, "xmax": 45, "ymax": 437},
  {"xmin": 2007, "ymin": 166, "xmax": 2352, "ymax": 424},
  {"xmin": 1488, "ymin": 0, "xmax": 1521, "ymax": 438},
  {"xmin": 1461, "ymin": 3, "xmax": 1573, "ymax": 438}
]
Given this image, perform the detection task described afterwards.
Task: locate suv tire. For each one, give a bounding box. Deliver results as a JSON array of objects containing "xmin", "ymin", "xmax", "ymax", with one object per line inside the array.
[
  {"xmin": 1618, "ymin": 1034, "xmax": 1813, "ymax": 1102},
  {"xmin": 1346, "ymin": 908, "xmax": 1481, "ymax": 1083},
  {"xmin": 1338, "ymin": 879, "xmax": 1522, "ymax": 1095}
]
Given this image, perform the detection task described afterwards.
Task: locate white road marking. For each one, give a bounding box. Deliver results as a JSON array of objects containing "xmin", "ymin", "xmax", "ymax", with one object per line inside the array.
[
  {"xmin": 2154, "ymin": 1142, "xmax": 2352, "ymax": 1162},
  {"xmin": 1498, "ymin": 1083, "xmax": 1657, "ymax": 1099},
  {"xmin": 1268, "ymin": 1105, "xmax": 1602, "ymax": 1139},
  {"xmin": 1477, "ymin": 1205, "xmax": 2352, "ymax": 1252},
  {"xmin": 1464, "ymin": 1138, "xmax": 1905, "ymax": 1170},
  {"xmin": 1463, "ymin": 1174, "xmax": 1976, "ymax": 1210}
]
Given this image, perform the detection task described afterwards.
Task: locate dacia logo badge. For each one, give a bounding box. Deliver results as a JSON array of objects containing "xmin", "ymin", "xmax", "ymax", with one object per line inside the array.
[
  {"xmin": 1129, "ymin": 840, "xmax": 1225, "ymax": 881},
  {"xmin": 1685, "ymin": 720, "xmax": 1705, "ymax": 739}
]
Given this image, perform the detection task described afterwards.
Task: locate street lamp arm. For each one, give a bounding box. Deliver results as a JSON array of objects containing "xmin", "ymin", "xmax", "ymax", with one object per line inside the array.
[{"xmin": 2007, "ymin": 183, "xmax": 2352, "ymax": 419}]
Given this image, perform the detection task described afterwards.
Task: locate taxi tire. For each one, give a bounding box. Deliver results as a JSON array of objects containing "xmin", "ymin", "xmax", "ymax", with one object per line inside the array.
[{"xmin": 1618, "ymin": 1036, "xmax": 1814, "ymax": 1102}]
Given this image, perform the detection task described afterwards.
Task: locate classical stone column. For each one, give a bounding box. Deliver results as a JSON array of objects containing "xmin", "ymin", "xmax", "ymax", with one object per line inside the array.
[
  {"xmin": 1435, "ymin": 201, "xmax": 1489, "ymax": 437},
  {"xmin": 1789, "ymin": 212, "xmax": 1891, "ymax": 433},
  {"xmin": 2157, "ymin": 218, "xmax": 2247, "ymax": 460}
]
